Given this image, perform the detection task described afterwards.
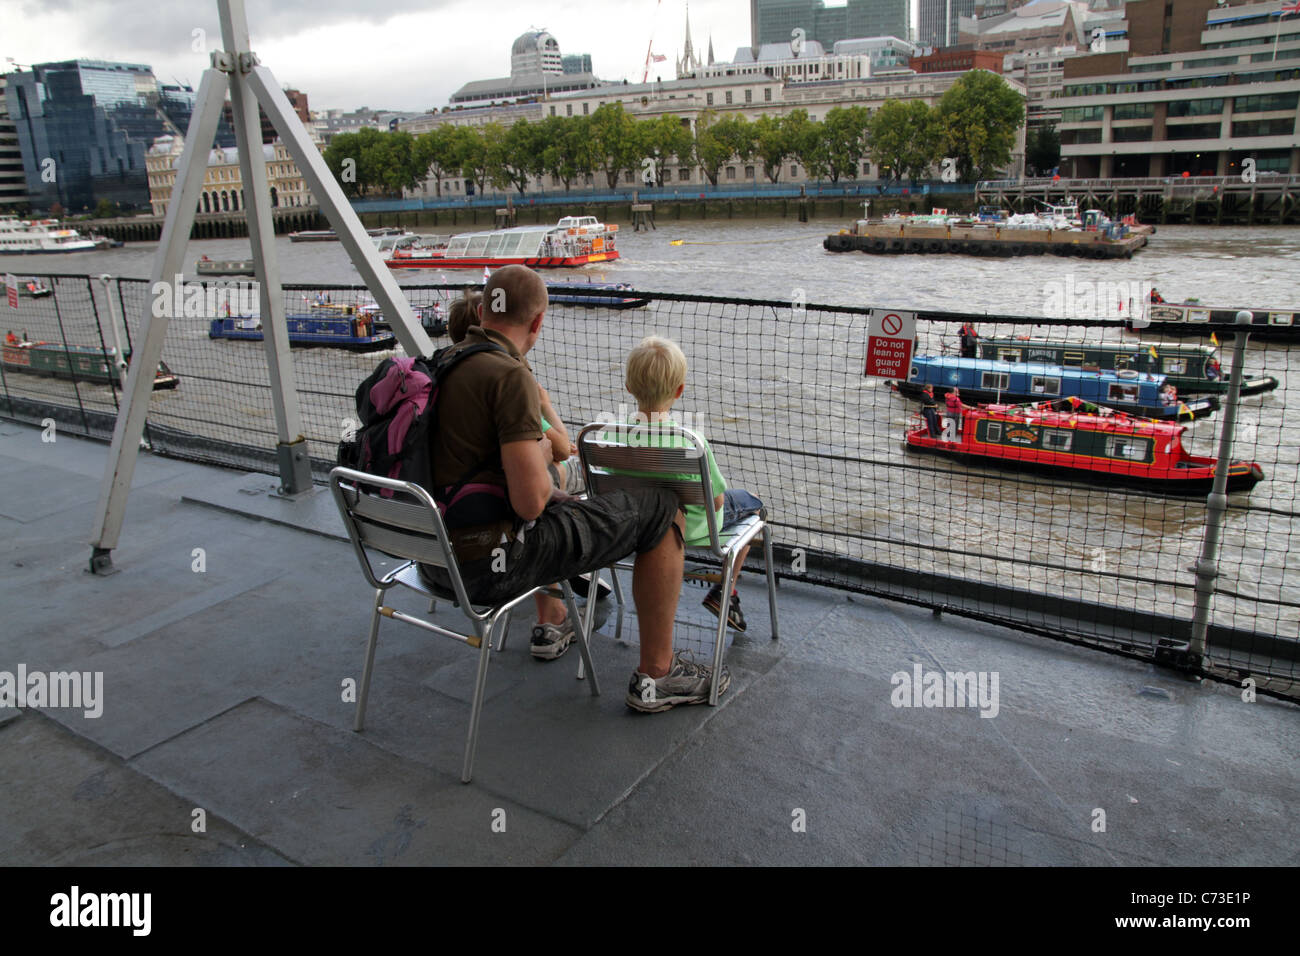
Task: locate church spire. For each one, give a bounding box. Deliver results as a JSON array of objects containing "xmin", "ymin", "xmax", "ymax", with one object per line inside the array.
[{"xmin": 707, "ymin": 34, "xmax": 714, "ymax": 66}]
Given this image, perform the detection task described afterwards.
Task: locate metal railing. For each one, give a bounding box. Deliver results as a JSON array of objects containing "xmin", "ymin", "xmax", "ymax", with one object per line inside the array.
[{"xmin": 3, "ymin": 275, "xmax": 1297, "ymax": 700}]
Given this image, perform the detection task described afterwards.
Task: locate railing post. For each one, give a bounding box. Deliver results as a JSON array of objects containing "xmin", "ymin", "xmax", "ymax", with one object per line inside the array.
[{"xmin": 1182, "ymin": 310, "xmax": 1254, "ymax": 671}]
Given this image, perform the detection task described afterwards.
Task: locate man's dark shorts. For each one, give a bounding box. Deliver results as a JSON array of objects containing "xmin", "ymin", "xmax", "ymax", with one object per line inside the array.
[{"xmin": 420, "ymin": 487, "xmax": 679, "ymax": 606}]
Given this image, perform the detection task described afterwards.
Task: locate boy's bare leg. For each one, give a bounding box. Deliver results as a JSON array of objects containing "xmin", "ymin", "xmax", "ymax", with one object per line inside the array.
[
  {"xmin": 726, "ymin": 542, "xmax": 752, "ymax": 592},
  {"xmin": 535, "ymin": 592, "xmax": 567, "ymax": 626},
  {"xmin": 634, "ymin": 511, "xmax": 686, "ymax": 677}
]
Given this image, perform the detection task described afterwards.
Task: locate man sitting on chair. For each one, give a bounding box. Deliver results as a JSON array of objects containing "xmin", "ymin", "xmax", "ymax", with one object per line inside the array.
[{"xmin": 419, "ymin": 265, "xmax": 730, "ymax": 712}]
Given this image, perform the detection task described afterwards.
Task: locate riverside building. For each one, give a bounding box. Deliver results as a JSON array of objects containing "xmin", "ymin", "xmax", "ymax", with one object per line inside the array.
[
  {"xmin": 146, "ymin": 135, "xmax": 313, "ymax": 217},
  {"xmin": 1058, "ymin": 0, "xmax": 1300, "ymax": 177}
]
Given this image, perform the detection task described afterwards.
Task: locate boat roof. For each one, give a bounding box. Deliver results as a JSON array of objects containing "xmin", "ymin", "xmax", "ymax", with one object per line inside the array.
[
  {"xmin": 448, "ymin": 224, "xmax": 556, "ymax": 240},
  {"xmin": 915, "ymin": 355, "xmax": 1165, "ymax": 379},
  {"xmin": 975, "ymin": 403, "xmax": 1183, "ymax": 435},
  {"xmin": 983, "ymin": 337, "xmax": 1215, "ymax": 355}
]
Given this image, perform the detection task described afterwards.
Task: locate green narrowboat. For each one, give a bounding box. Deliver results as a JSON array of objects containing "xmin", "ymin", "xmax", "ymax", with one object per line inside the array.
[
  {"xmin": 976, "ymin": 337, "xmax": 1277, "ymax": 396},
  {"xmin": 1, "ymin": 341, "xmax": 178, "ymax": 390}
]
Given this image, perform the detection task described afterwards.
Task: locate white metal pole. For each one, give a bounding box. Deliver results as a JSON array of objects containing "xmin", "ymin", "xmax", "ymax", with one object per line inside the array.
[
  {"xmin": 219, "ymin": 0, "xmax": 311, "ymax": 494},
  {"xmin": 88, "ymin": 66, "xmax": 230, "ymax": 571}
]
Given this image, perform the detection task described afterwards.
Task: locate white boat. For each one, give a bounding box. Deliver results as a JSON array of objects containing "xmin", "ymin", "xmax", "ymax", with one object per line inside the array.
[
  {"xmin": 382, "ymin": 215, "xmax": 620, "ymax": 269},
  {"xmin": 0, "ymin": 216, "xmax": 98, "ymax": 254}
]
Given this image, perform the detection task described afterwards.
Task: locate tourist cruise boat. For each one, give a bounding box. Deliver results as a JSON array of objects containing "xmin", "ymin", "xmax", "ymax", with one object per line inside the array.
[
  {"xmin": 383, "ymin": 216, "xmax": 619, "ymax": 269},
  {"xmin": 905, "ymin": 400, "xmax": 1263, "ymax": 495},
  {"xmin": 0, "ymin": 216, "xmax": 98, "ymax": 254}
]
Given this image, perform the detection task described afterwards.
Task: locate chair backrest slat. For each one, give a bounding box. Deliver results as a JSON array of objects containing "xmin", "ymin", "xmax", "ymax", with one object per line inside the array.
[
  {"xmin": 345, "ymin": 484, "xmax": 442, "ymax": 535},
  {"xmin": 582, "ymin": 442, "xmax": 704, "ymax": 473},
  {"xmin": 352, "ymin": 514, "xmax": 451, "ymax": 567}
]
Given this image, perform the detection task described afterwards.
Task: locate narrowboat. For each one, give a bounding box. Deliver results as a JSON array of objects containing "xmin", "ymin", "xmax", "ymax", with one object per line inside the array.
[
  {"xmin": 1125, "ymin": 301, "xmax": 1300, "ymax": 340},
  {"xmin": 905, "ymin": 401, "xmax": 1263, "ymax": 495},
  {"xmin": 1, "ymin": 341, "xmax": 178, "ymax": 390},
  {"xmin": 196, "ymin": 257, "xmax": 255, "ymax": 276},
  {"xmin": 359, "ymin": 302, "xmax": 449, "ymax": 337},
  {"xmin": 976, "ymin": 337, "xmax": 1278, "ymax": 396},
  {"xmin": 208, "ymin": 311, "xmax": 395, "ymax": 351},
  {"xmin": 891, "ymin": 356, "xmax": 1218, "ymax": 420},
  {"xmin": 384, "ymin": 216, "xmax": 619, "ymax": 269}
]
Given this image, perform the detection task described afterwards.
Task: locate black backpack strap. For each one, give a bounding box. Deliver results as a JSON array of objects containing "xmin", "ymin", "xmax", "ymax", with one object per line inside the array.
[{"xmin": 430, "ymin": 340, "xmax": 515, "ymax": 500}]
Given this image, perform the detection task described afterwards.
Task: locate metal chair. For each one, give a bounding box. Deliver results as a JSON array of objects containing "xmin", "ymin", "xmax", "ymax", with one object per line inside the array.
[
  {"xmin": 329, "ymin": 466, "xmax": 599, "ymax": 783},
  {"xmin": 577, "ymin": 422, "xmax": 779, "ymax": 705}
]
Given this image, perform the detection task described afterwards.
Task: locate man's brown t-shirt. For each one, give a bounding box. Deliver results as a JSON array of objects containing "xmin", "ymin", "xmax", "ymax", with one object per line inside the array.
[{"xmin": 430, "ymin": 326, "xmax": 542, "ymax": 550}]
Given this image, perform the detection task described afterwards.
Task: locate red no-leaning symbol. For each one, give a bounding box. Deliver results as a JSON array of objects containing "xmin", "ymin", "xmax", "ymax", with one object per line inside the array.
[{"xmin": 882, "ymin": 313, "xmax": 903, "ymax": 335}]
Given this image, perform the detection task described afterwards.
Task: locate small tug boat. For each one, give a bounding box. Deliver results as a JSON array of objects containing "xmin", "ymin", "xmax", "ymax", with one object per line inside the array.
[
  {"xmin": 1, "ymin": 340, "xmax": 178, "ymax": 389},
  {"xmin": 15, "ymin": 277, "xmax": 52, "ymax": 298},
  {"xmin": 905, "ymin": 400, "xmax": 1263, "ymax": 495},
  {"xmin": 892, "ymin": 356, "xmax": 1218, "ymax": 420},
  {"xmin": 384, "ymin": 216, "xmax": 619, "ymax": 269},
  {"xmin": 208, "ymin": 310, "xmax": 395, "ymax": 351},
  {"xmin": 977, "ymin": 336, "xmax": 1278, "ymax": 396}
]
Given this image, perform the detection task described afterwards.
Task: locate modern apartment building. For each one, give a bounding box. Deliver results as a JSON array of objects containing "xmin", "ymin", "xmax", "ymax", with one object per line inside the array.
[
  {"xmin": 0, "ymin": 74, "xmax": 28, "ymax": 209},
  {"xmin": 1058, "ymin": 0, "xmax": 1300, "ymax": 176}
]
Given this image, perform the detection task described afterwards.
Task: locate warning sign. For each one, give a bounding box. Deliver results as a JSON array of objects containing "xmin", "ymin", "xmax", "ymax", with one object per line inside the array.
[
  {"xmin": 5, "ymin": 274, "xmax": 17, "ymax": 309},
  {"xmin": 865, "ymin": 309, "xmax": 916, "ymax": 378}
]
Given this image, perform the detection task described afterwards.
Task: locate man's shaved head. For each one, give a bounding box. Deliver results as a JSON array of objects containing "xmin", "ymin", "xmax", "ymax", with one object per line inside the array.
[{"xmin": 481, "ymin": 265, "xmax": 548, "ymax": 328}]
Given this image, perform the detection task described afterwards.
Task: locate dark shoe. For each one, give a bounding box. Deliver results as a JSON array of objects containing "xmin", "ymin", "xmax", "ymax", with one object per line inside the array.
[
  {"xmin": 626, "ymin": 650, "xmax": 730, "ymax": 713},
  {"xmin": 703, "ymin": 584, "xmax": 747, "ymax": 632},
  {"xmin": 530, "ymin": 621, "xmax": 574, "ymax": 661}
]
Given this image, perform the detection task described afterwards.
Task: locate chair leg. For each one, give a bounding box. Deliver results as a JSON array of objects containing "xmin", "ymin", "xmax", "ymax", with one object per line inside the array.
[
  {"xmin": 461, "ymin": 614, "xmax": 497, "ymax": 784},
  {"xmin": 609, "ymin": 565, "xmax": 625, "ymax": 607},
  {"xmin": 354, "ymin": 588, "xmax": 384, "ymax": 732},
  {"xmin": 710, "ymin": 551, "xmax": 738, "ymax": 706},
  {"xmin": 564, "ymin": 582, "xmax": 600, "ymax": 695},
  {"xmin": 762, "ymin": 523, "xmax": 779, "ymax": 641},
  {"xmin": 496, "ymin": 608, "xmax": 513, "ymax": 652}
]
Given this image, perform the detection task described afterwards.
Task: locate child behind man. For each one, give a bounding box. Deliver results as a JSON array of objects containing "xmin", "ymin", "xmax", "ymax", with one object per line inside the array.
[
  {"xmin": 447, "ymin": 289, "xmax": 583, "ymax": 495},
  {"xmin": 618, "ymin": 336, "xmax": 763, "ymax": 632}
]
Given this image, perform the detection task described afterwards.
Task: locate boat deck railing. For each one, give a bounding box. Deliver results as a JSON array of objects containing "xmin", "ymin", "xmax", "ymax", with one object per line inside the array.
[{"xmin": 2, "ymin": 274, "xmax": 1298, "ymax": 702}]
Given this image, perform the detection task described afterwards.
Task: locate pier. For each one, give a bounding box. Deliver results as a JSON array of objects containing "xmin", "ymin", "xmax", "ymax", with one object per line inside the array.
[{"xmin": 977, "ymin": 175, "xmax": 1300, "ymax": 226}]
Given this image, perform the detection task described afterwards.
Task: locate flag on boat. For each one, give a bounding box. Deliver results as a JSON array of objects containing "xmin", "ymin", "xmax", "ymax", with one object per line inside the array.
[
  {"xmin": 1210, "ymin": 331, "xmax": 1220, "ymax": 347},
  {"xmin": 1148, "ymin": 345, "xmax": 1158, "ymax": 360},
  {"xmin": 482, "ymin": 266, "xmax": 490, "ymax": 282},
  {"xmin": 1179, "ymin": 402, "xmax": 1193, "ymax": 419}
]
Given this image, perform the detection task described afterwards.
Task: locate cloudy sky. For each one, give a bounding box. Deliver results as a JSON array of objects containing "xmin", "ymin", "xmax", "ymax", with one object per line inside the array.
[{"xmin": 2, "ymin": 0, "xmax": 764, "ymax": 112}]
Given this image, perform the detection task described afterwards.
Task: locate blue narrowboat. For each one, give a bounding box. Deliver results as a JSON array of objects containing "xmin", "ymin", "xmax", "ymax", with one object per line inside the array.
[
  {"xmin": 892, "ymin": 356, "xmax": 1219, "ymax": 420},
  {"xmin": 208, "ymin": 311, "xmax": 395, "ymax": 351}
]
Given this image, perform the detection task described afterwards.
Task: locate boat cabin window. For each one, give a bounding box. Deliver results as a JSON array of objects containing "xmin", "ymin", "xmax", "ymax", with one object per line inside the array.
[
  {"xmin": 1031, "ymin": 376, "xmax": 1060, "ymax": 395},
  {"xmin": 1108, "ymin": 383, "xmax": 1140, "ymax": 403},
  {"xmin": 997, "ymin": 348, "xmax": 1021, "ymax": 362},
  {"xmin": 1113, "ymin": 355, "xmax": 1133, "ymax": 370},
  {"xmin": 466, "ymin": 235, "xmax": 490, "ymax": 255},
  {"xmin": 1162, "ymin": 358, "xmax": 1187, "ymax": 374},
  {"xmin": 1269, "ymin": 312, "xmax": 1293, "ymax": 326},
  {"xmin": 985, "ymin": 422, "xmax": 1003, "ymax": 442},
  {"xmin": 981, "ymin": 372, "xmax": 1010, "ymax": 390},
  {"xmin": 1105, "ymin": 436, "xmax": 1150, "ymax": 461},
  {"xmin": 1061, "ymin": 351, "xmax": 1085, "ymax": 367},
  {"xmin": 1041, "ymin": 428, "xmax": 1073, "ymax": 451},
  {"xmin": 1187, "ymin": 309, "xmax": 1210, "ymax": 323},
  {"xmin": 485, "ymin": 232, "xmax": 509, "ymax": 256}
]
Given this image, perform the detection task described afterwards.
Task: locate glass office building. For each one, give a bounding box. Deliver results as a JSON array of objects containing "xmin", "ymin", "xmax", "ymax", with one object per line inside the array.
[
  {"xmin": 4, "ymin": 59, "xmax": 232, "ymax": 213},
  {"xmin": 751, "ymin": 0, "xmax": 910, "ymax": 49}
]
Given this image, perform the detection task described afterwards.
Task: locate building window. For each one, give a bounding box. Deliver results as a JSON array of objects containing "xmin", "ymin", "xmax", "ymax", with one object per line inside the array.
[
  {"xmin": 764, "ymin": 88, "xmax": 772, "ymax": 102},
  {"xmin": 1113, "ymin": 102, "xmax": 1154, "ymax": 120},
  {"xmin": 745, "ymin": 165, "xmax": 755, "ymax": 178},
  {"xmin": 725, "ymin": 91, "xmax": 733, "ymax": 104},
  {"xmin": 678, "ymin": 167, "xmax": 690, "ymax": 181},
  {"xmin": 707, "ymin": 92, "xmax": 713, "ymax": 106},
  {"xmin": 1111, "ymin": 126, "xmax": 1153, "ymax": 142},
  {"xmin": 1234, "ymin": 92, "xmax": 1299, "ymax": 113},
  {"xmin": 550, "ymin": 106, "xmax": 556, "ymax": 116},
  {"xmin": 790, "ymin": 165, "xmax": 798, "ymax": 177},
  {"xmin": 1167, "ymin": 98, "xmax": 1224, "ymax": 117},
  {"xmin": 583, "ymin": 102, "xmax": 589, "ymax": 115},
  {"xmin": 745, "ymin": 89, "xmax": 752, "ymax": 103},
  {"xmin": 726, "ymin": 165, "xmax": 736, "ymax": 179},
  {"xmin": 1232, "ymin": 118, "xmax": 1295, "ymax": 137},
  {"xmin": 566, "ymin": 104, "xmax": 572, "ymax": 116}
]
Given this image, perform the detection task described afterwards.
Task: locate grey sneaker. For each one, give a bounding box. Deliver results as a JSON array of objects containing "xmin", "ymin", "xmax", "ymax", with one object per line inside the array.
[
  {"xmin": 530, "ymin": 621, "xmax": 574, "ymax": 660},
  {"xmin": 626, "ymin": 650, "xmax": 730, "ymax": 713}
]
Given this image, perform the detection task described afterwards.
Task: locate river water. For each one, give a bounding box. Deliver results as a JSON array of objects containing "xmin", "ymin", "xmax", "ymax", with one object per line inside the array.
[{"xmin": 3, "ymin": 217, "xmax": 1299, "ymax": 649}]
